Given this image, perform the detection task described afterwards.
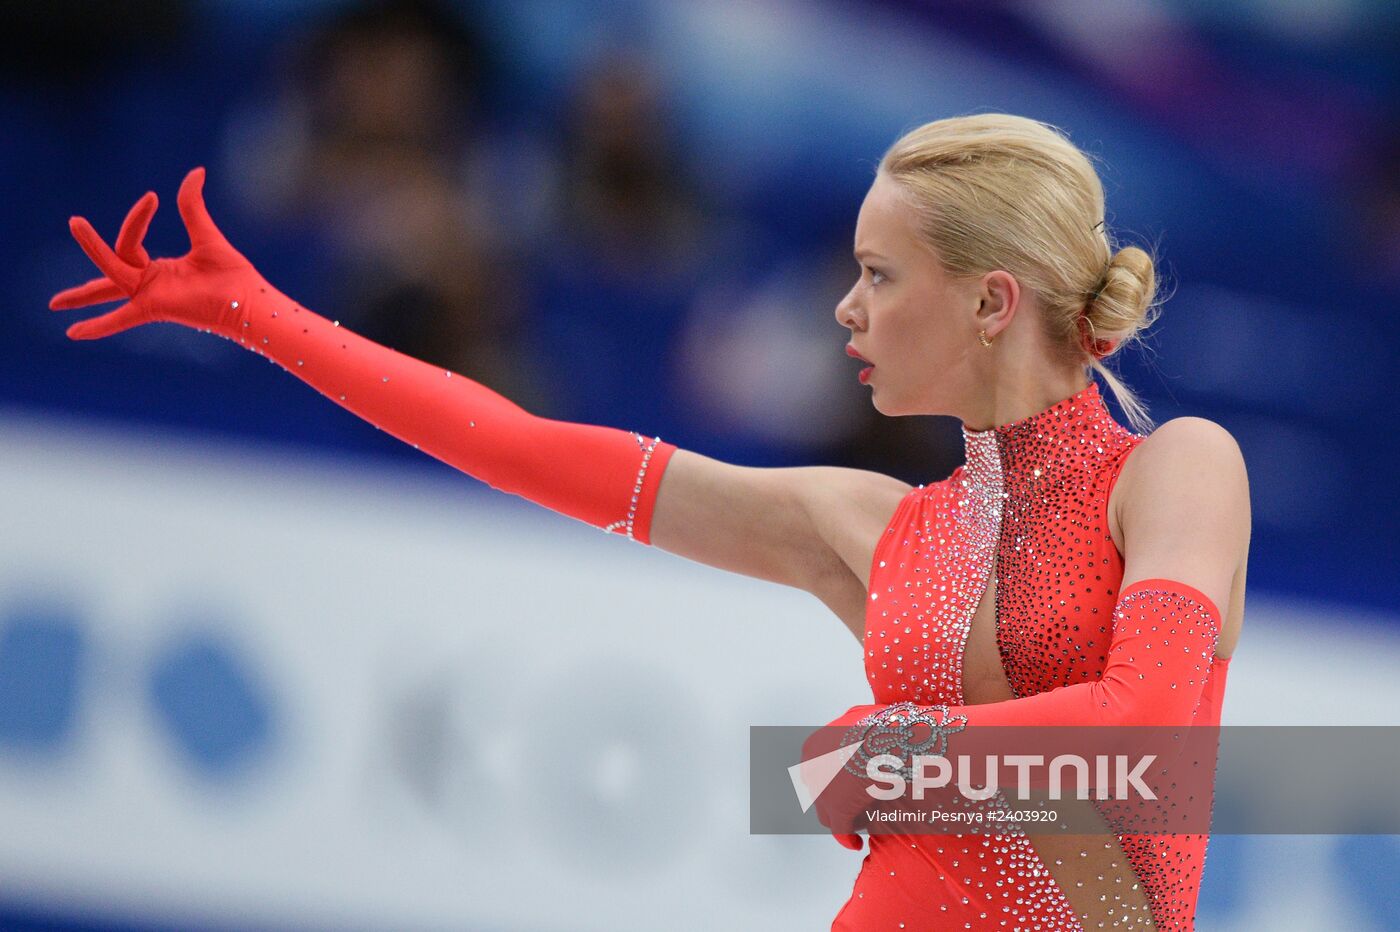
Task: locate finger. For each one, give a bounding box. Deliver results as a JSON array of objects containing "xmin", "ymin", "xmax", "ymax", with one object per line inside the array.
[
  {"xmin": 114, "ymin": 191, "xmax": 158, "ymax": 266},
  {"xmin": 65, "ymin": 302, "xmax": 147, "ymax": 341},
  {"xmin": 177, "ymin": 166, "xmax": 226, "ymax": 250},
  {"xmin": 68, "ymin": 216, "xmax": 141, "ymax": 292},
  {"xmin": 50, "ymin": 276, "xmax": 124, "ymax": 310}
]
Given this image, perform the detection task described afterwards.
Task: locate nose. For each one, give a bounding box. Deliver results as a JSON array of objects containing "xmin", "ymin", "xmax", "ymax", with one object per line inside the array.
[{"xmin": 835, "ymin": 284, "xmax": 863, "ymax": 330}]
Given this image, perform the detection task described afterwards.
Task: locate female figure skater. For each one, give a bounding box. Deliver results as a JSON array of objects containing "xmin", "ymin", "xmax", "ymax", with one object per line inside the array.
[{"xmin": 51, "ymin": 114, "xmax": 1248, "ymax": 930}]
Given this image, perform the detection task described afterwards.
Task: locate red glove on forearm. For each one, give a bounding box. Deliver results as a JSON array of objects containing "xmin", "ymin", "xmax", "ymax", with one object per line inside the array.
[
  {"xmin": 806, "ymin": 579, "xmax": 1224, "ymax": 847},
  {"xmin": 50, "ymin": 168, "xmax": 677, "ymax": 543}
]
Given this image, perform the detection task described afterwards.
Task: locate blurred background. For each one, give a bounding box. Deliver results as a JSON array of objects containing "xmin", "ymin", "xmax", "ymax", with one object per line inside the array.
[{"xmin": 2, "ymin": 0, "xmax": 1398, "ymax": 929}]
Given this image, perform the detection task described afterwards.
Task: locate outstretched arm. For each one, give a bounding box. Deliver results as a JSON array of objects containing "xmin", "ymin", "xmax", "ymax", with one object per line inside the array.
[
  {"xmin": 53, "ymin": 169, "xmax": 676, "ymax": 543},
  {"xmin": 52, "ymin": 169, "xmax": 911, "ymax": 614}
]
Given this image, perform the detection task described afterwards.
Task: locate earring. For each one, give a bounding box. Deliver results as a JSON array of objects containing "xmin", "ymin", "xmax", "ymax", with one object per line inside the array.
[{"xmin": 978, "ymin": 329, "xmax": 993, "ymax": 347}]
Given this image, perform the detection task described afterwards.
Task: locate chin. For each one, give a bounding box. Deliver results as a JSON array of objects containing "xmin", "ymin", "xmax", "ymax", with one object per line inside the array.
[{"xmin": 870, "ymin": 388, "xmax": 901, "ymax": 417}]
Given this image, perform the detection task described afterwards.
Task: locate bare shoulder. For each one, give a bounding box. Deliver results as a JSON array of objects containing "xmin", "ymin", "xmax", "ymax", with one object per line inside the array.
[
  {"xmin": 795, "ymin": 466, "xmax": 914, "ymax": 584},
  {"xmin": 1114, "ymin": 416, "xmax": 1252, "ymax": 651},
  {"xmin": 1121, "ymin": 416, "xmax": 1250, "ymax": 504},
  {"xmin": 1139, "ymin": 416, "xmax": 1245, "ymax": 459}
]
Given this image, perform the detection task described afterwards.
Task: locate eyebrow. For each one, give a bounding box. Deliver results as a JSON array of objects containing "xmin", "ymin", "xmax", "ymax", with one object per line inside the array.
[{"xmin": 854, "ymin": 248, "xmax": 891, "ymax": 262}]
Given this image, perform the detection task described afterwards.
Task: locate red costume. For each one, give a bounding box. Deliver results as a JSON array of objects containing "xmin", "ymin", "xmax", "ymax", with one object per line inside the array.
[{"xmin": 818, "ymin": 382, "xmax": 1229, "ymax": 930}]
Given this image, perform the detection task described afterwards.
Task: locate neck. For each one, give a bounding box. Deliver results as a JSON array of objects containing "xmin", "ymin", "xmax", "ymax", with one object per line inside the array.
[
  {"xmin": 960, "ymin": 368, "xmax": 1092, "ymax": 432},
  {"xmin": 958, "ymin": 379, "xmax": 1129, "ymax": 493}
]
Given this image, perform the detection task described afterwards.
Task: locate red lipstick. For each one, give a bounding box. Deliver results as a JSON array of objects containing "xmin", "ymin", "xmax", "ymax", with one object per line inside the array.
[{"xmin": 846, "ymin": 344, "xmax": 874, "ymax": 384}]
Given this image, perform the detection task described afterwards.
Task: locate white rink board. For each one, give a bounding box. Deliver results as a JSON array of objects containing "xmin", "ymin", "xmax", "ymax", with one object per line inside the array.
[{"xmin": 0, "ymin": 408, "xmax": 1395, "ymax": 931}]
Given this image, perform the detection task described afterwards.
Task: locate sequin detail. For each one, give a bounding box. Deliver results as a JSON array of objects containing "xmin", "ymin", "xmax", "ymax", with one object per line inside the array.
[
  {"xmin": 840, "ymin": 381, "xmax": 1229, "ymax": 931},
  {"xmin": 600, "ymin": 432, "xmax": 664, "ymax": 541},
  {"xmin": 841, "ymin": 702, "xmax": 968, "ymax": 781}
]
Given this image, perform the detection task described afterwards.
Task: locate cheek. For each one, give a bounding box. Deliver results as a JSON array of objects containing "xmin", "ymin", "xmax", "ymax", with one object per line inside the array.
[
  {"xmin": 878, "ymin": 293, "xmax": 921, "ymax": 338},
  {"xmin": 880, "ymin": 296, "xmax": 941, "ymax": 361},
  {"xmin": 881, "ymin": 299, "xmax": 964, "ymax": 395}
]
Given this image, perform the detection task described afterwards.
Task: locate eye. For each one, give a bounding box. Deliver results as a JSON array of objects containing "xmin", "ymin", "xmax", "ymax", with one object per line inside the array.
[{"xmin": 868, "ymin": 267, "xmax": 887, "ymax": 285}]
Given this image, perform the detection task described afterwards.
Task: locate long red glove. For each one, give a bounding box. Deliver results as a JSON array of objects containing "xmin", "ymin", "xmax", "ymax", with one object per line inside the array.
[
  {"xmin": 50, "ymin": 168, "xmax": 677, "ymax": 544},
  {"xmin": 807, "ymin": 578, "xmax": 1223, "ymax": 848}
]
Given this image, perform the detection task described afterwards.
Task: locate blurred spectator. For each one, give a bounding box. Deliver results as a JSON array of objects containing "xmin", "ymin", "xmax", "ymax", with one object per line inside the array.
[
  {"xmin": 1347, "ymin": 114, "xmax": 1400, "ymax": 288},
  {"xmin": 523, "ymin": 48, "xmax": 721, "ymax": 440},
  {"xmin": 225, "ymin": 0, "xmax": 551, "ymax": 411}
]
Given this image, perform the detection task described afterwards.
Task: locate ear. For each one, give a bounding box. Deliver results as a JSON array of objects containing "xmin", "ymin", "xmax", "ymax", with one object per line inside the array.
[{"xmin": 974, "ymin": 269, "xmax": 1020, "ymax": 339}]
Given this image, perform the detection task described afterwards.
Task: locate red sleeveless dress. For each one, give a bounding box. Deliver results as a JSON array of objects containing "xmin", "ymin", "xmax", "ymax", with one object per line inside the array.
[{"xmin": 829, "ymin": 381, "xmax": 1230, "ymax": 931}]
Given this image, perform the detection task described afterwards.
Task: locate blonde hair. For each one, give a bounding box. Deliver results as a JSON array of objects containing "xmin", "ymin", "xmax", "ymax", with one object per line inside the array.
[{"xmin": 878, "ymin": 113, "xmax": 1160, "ymax": 434}]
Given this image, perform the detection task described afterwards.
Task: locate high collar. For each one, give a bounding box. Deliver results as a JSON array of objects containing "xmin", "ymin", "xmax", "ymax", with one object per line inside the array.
[{"xmin": 960, "ymin": 381, "xmax": 1128, "ymax": 493}]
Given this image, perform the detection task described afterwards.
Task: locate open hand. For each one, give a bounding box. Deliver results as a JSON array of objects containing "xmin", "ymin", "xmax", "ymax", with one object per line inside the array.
[{"xmin": 51, "ymin": 167, "xmax": 264, "ymax": 341}]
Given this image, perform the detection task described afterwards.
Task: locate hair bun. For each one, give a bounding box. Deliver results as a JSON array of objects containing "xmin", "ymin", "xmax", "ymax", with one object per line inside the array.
[
  {"xmin": 1096, "ymin": 246, "xmax": 1155, "ymax": 322},
  {"xmin": 1083, "ymin": 245, "xmax": 1158, "ymax": 358}
]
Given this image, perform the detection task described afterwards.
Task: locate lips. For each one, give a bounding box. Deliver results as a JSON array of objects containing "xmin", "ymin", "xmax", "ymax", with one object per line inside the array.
[{"xmin": 846, "ymin": 344, "xmax": 874, "ymax": 385}]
